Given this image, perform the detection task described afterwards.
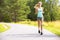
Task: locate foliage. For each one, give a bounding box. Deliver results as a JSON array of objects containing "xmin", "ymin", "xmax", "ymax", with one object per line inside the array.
[
  {"xmin": 0, "ymin": 23, "xmax": 10, "ymax": 32},
  {"xmin": 0, "ymin": 0, "xmax": 60, "ymax": 22},
  {"xmin": 44, "ymin": 0, "xmax": 60, "ymax": 21},
  {"xmin": 0, "ymin": 0, "xmax": 30, "ymax": 22}
]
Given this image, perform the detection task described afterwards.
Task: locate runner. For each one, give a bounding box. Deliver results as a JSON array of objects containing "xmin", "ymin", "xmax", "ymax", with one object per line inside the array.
[{"xmin": 34, "ymin": 1, "xmax": 44, "ymax": 35}]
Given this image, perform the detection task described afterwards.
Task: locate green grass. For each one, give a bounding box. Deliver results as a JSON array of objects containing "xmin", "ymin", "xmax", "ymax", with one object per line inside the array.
[
  {"xmin": 0, "ymin": 23, "xmax": 10, "ymax": 33},
  {"xmin": 16, "ymin": 21, "xmax": 60, "ymax": 36},
  {"xmin": 44, "ymin": 21, "xmax": 60, "ymax": 36}
]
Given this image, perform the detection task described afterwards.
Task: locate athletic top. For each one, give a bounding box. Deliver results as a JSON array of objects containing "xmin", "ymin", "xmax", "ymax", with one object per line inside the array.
[{"xmin": 37, "ymin": 7, "xmax": 43, "ymax": 18}]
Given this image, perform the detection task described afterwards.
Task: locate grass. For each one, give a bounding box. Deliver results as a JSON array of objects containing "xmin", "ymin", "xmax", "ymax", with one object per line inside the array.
[
  {"xmin": 16, "ymin": 20, "xmax": 60, "ymax": 36},
  {"xmin": 0, "ymin": 23, "xmax": 10, "ymax": 33},
  {"xmin": 44, "ymin": 21, "xmax": 60, "ymax": 36},
  {"xmin": 43, "ymin": 21, "xmax": 60, "ymax": 36}
]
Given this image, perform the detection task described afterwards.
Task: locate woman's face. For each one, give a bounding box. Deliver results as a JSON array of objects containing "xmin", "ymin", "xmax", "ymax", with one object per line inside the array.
[{"xmin": 38, "ymin": 2, "xmax": 42, "ymax": 7}]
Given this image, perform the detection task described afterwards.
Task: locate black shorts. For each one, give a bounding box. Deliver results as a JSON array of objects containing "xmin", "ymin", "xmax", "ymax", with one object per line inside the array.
[{"xmin": 37, "ymin": 17, "xmax": 42, "ymax": 20}]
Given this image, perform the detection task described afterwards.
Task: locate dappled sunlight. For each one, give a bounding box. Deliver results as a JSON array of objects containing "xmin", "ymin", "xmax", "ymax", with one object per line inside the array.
[{"xmin": 0, "ymin": 23, "xmax": 10, "ymax": 32}]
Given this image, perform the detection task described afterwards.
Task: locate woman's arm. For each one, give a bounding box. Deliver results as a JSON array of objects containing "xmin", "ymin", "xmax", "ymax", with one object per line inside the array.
[{"xmin": 34, "ymin": 4, "xmax": 38, "ymax": 14}]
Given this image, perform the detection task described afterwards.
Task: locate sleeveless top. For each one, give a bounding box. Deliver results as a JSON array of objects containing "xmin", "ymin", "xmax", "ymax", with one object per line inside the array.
[{"xmin": 37, "ymin": 7, "xmax": 43, "ymax": 18}]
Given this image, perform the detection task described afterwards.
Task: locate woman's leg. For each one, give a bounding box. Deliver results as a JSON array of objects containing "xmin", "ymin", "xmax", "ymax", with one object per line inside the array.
[
  {"xmin": 38, "ymin": 20, "xmax": 41, "ymax": 33},
  {"xmin": 41, "ymin": 20, "xmax": 42, "ymax": 32},
  {"xmin": 37, "ymin": 17, "xmax": 43, "ymax": 35},
  {"xmin": 38, "ymin": 20, "xmax": 41, "ymax": 30},
  {"xmin": 40, "ymin": 19, "xmax": 43, "ymax": 35}
]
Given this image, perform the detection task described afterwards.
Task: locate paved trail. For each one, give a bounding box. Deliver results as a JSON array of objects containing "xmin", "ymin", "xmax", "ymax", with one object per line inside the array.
[{"xmin": 0, "ymin": 23, "xmax": 60, "ymax": 40}]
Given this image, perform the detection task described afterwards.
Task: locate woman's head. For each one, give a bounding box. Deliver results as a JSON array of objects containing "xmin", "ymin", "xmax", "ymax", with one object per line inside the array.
[
  {"xmin": 38, "ymin": 1, "xmax": 42, "ymax": 7},
  {"xmin": 34, "ymin": 1, "xmax": 42, "ymax": 8}
]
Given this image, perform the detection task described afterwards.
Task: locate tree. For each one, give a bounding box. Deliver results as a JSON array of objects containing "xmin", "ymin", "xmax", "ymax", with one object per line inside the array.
[
  {"xmin": 0, "ymin": 0, "xmax": 30, "ymax": 22},
  {"xmin": 0, "ymin": 0, "xmax": 60, "ymax": 22},
  {"xmin": 44, "ymin": 0, "xmax": 60, "ymax": 21}
]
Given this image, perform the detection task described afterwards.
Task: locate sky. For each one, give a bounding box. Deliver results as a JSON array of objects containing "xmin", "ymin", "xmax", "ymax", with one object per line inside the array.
[
  {"xmin": 45, "ymin": 0, "xmax": 60, "ymax": 2},
  {"xmin": 45, "ymin": 0, "xmax": 48, "ymax": 2},
  {"xmin": 58, "ymin": 0, "xmax": 60, "ymax": 5},
  {"xmin": 45, "ymin": 0, "xmax": 60, "ymax": 5}
]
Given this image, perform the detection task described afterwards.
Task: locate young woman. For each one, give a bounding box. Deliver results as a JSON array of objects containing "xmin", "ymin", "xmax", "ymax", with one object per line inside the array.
[{"xmin": 34, "ymin": 2, "xmax": 44, "ymax": 35}]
